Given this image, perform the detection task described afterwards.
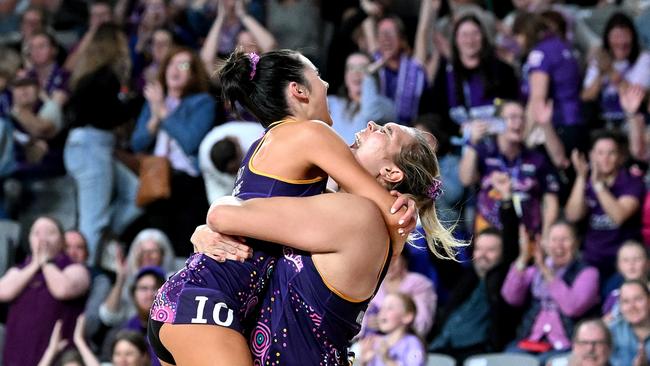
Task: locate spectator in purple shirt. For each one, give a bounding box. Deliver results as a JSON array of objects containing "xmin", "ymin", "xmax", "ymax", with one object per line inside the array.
[
  {"xmin": 0, "ymin": 216, "xmax": 90, "ymax": 366},
  {"xmin": 459, "ymin": 100, "xmax": 560, "ymax": 236},
  {"xmin": 418, "ymin": 13, "xmax": 518, "ymax": 142},
  {"xmin": 513, "ymin": 12, "xmax": 584, "ymax": 155},
  {"xmin": 502, "ymin": 220, "xmax": 600, "ymax": 363},
  {"xmin": 566, "ymin": 130, "xmax": 645, "ymax": 279},
  {"xmin": 24, "ymin": 31, "xmax": 70, "ymax": 106},
  {"xmin": 359, "ymin": 293, "xmax": 426, "ymax": 366},
  {"xmin": 364, "ymin": 15, "xmax": 426, "ymax": 125}
]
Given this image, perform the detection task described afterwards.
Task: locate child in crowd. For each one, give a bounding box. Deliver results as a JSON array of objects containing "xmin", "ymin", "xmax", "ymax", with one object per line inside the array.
[
  {"xmin": 359, "ymin": 293, "xmax": 426, "ymax": 366},
  {"xmin": 603, "ymin": 241, "xmax": 649, "ymax": 323}
]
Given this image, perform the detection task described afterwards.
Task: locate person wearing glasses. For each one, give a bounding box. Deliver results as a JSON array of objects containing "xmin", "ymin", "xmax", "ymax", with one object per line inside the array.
[
  {"xmin": 567, "ymin": 318, "xmax": 612, "ymax": 366},
  {"xmin": 131, "ymin": 47, "xmax": 215, "ymax": 257}
]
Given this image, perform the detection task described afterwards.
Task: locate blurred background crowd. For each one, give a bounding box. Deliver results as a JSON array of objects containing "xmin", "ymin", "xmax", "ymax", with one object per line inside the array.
[{"xmin": 2, "ymin": 0, "xmax": 650, "ymax": 365}]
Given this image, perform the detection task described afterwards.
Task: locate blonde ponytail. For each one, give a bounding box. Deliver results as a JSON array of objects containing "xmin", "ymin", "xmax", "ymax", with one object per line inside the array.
[
  {"xmin": 391, "ymin": 131, "xmax": 468, "ymax": 261},
  {"xmin": 417, "ymin": 200, "xmax": 467, "ymax": 260}
]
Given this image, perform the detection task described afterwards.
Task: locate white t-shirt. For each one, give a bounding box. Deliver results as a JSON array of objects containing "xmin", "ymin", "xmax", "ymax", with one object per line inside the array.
[
  {"xmin": 583, "ymin": 51, "xmax": 650, "ymax": 89},
  {"xmin": 198, "ymin": 121, "xmax": 265, "ymax": 203}
]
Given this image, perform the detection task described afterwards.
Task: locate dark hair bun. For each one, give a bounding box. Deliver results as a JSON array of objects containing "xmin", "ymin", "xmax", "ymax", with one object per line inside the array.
[
  {"xmin": 216, "ymin": 49, "xmax": 309, "ymax": 127},
  {"xmin": 218, "ymin": 51, "xmax": 255, "ymax": 109}
]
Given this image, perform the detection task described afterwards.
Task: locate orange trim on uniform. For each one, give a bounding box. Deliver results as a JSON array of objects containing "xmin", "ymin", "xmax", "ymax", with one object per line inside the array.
[
  {"xmin": 313, "ymin": 238, "xmax": 392, "ymax": 304},
  {"xmin": 313, "ymin": 264, "xmax": 367, "ymax": 303},
  {"xmin": 248, "ymin": 119, "xmax": 324, "ymax": 184}
]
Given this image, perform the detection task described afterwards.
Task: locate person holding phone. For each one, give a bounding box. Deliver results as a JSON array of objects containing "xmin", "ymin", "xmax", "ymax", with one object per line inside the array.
[{"xmin": 459, "ymin": 100, "xmax": 560, "ymax": 237}]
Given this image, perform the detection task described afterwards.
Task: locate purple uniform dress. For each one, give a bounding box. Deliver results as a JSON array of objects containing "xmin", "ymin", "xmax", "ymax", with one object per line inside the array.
[
  {"xmin": 474, "ymin": 137, "xmax": 560, "ymax": 234},
  {"xmin": 3, "ymin": 253, "xmax": 86, "ymax": 366},
  {"xmin": 150, "ymin": 121, "xmax": 327, "ymax": 335},
  {"xmin": 521, "ymin": 35, "xmax": 582, "ymax": 126},
  {"xmin": 250, "ymin": 242, "xmax": 393, "ymax": 365},
  {"xmin": 583, "ymin": 168, "xmax": 645, "ymax": 273}
]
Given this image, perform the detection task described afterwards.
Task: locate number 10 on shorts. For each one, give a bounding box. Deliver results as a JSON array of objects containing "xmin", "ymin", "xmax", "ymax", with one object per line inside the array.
[{"xmin": 191, "ymin": 296, "xmax": 234, "ymax": 326}]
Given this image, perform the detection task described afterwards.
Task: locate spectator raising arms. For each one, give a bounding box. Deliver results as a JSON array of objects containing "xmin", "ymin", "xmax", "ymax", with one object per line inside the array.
[
  {"xmin": 459, "ymin": 100, "xmax": 560, "ymax": 237},
  {"xmin": 419, "ymin": 13, "xmax": 518, "ymax": 140},
  {"xmin": 0, "ymin": 216, "xmax": 90, "ymax": 366},
  {"xmin": 131, "ymin": 47, "xmax": 214, "ymax": 256},
  {"xmin": 501, "ymin": 221, "xmax": 600, "ymax": 363},
  {"xmin": 64, "ymin": 23, "xmax": 142, "ymax": 264},
  {"xmin": 364, "ymin": 15, "xmax": 426, "ymax": 125},
  {"xmin": 328, "ymin": 52, "xmax": 395, "ymax": 145},
  {"xmin": 513, "ymin": 12, "xmax": 583, "ymax": 156},
  {"xmin": 566, "ymin": 130, "xmax": 646, "ymax": 278},
  {"xmin": 199, "ymin": 0, "xmax": 276, "ymax": 71}
]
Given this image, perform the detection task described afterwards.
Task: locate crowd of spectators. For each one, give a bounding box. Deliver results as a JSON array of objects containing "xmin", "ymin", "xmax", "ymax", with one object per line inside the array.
[{"xmin": 2, "ymin": 0, "xmax": 650, "ymax": 365}]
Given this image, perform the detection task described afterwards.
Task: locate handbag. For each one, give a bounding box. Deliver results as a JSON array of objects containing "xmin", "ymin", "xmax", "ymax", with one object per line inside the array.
[{"xmin": 136, "ymin": 155, "xmax": 171, "ymax": 207}]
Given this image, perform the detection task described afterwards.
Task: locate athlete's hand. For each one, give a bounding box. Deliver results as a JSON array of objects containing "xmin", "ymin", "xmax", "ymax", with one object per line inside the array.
[
  {"xmin": 191, "ymin": 225, "xmax": 252, "ymax": 263},
  {"xmin": 389, "ymin": 191, "xmax": 418, "ymax": 237}
]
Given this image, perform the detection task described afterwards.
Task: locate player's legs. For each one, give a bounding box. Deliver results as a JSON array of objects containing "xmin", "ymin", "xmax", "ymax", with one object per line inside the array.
[{"xmin": 159, "ymin": 323, "xmax": 253, "ymax": 366}]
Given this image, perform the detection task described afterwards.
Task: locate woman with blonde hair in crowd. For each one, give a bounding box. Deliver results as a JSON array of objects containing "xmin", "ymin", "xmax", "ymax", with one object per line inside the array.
[
  {"xmin": 64, "ymin": 22, "xmax": 142, "ymax": 265},
  {"xmin": 359, "ymin": 293, "xmax": 426, "ymax": 366}
]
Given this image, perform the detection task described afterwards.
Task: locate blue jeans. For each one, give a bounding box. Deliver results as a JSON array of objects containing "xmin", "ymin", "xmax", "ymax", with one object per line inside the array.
[{"xmin": 64, "ymin": 127, "xmax": 142, "ymax": 263}]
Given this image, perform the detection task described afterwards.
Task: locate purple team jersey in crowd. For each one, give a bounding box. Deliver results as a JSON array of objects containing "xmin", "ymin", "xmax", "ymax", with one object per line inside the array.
[
  {"xmin": 3, "ymin": 254, "xmax": 86, "ymax": 366},
  {"xmin": 446, "ymin": 63, "xmax": 497, "ymax": 124},
  {"xmin": 475, "ymin": 137, "xmax": 560, "ymax": 234},
  {"xmin": 150, "ymin": 121, "xmax": 327, "ymax": 334},
  {"xmin": 521, "ymin": 35, "xmax": 582, "ymax": 126},
  {"xmin": 583, "ymin": 168, "xmax": 645, "ymax": 270}
]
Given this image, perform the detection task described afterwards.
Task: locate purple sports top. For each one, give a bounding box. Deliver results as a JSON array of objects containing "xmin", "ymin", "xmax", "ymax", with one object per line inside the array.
[
  {"xmin": 520, "ymin": 35, "xmax": 582, "ymax": 126},
  {"xmin": 250, "ymin": 238, "xmax": 393, "ymax": 365},
  {"xmin": 150, "ymin": 120, "xmax": 327, "ymax": 333}
]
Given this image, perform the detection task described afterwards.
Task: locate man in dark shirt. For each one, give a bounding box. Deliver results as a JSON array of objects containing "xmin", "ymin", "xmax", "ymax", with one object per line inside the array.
[{"xmin": 429, "ymin": 172, "xmax": 522, "ymax": 363}]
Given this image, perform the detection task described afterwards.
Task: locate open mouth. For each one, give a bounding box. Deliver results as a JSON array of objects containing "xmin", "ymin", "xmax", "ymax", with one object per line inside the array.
[{"xmin": 350, "ymin": 133, "xmax": 361, "ymax": 149}]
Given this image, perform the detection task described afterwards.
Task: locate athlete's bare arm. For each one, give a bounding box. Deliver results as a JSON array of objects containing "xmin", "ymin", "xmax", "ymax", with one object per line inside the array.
[
  {"xmin": 294, "ymin": 121, "xmax": 412, "ymax": 249},
  {"xmin": 208, "ymin": 193, "xmax": 389, "ymax": 299}
]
